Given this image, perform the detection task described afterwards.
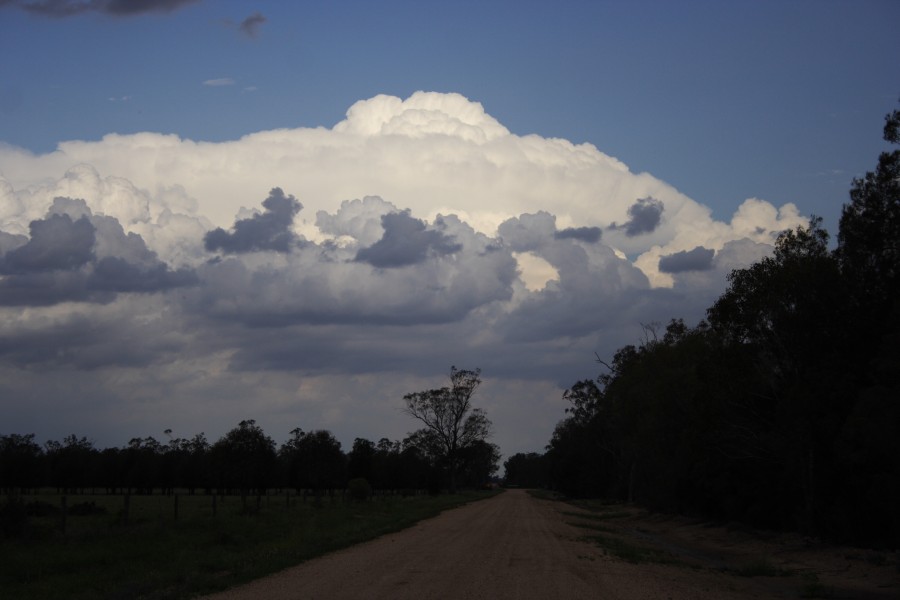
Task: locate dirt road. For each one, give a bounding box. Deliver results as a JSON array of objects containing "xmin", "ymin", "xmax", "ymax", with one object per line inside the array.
[{"xmin": 202, "ymin": 488, "xmax": 793, "ymax": 600}]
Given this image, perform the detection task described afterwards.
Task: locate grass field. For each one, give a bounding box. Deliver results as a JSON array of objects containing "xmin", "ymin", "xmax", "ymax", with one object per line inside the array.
[{"xmin": 1, "ymin": 489, "xmax": 499, "ymax": 599}]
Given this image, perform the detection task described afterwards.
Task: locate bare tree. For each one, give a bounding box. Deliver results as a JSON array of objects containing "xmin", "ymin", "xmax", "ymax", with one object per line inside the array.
[{"xmin": 403, "ymin": 366, "xmax": 492, "ymax": 493}]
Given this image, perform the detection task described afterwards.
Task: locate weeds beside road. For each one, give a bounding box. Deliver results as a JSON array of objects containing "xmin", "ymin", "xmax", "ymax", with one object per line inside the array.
[{"xmin": 533, "ymin": 490, "xmax": 900, "ymax": 599}]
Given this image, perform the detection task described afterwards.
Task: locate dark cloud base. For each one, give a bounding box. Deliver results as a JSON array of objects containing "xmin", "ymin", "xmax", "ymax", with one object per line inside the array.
[
  {"xmin": 204, "ymin": 188, "xmax": 302, "ymax": 254},
  {"xmin": 658, "ymin": 246, "xmax": 715, "ymax": 273},
  {"xmin": 609, "ymin": 197, "xmax": 665, "ymax": 237},
  {"xmin": 0, "ymin": 201, "xmax": 196, "ymax": 306}
]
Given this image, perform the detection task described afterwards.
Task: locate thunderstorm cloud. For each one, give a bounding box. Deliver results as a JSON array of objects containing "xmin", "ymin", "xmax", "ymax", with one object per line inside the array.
[{"xmin": 0, "ymin": 92, "xmax": 807, "ymax": 456}]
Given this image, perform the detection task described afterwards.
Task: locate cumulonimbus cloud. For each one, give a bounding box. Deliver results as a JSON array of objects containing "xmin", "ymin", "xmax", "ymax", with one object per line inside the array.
[{"xmin": 0, "ymin": 91, "xmax": 809, "ymax": 456}]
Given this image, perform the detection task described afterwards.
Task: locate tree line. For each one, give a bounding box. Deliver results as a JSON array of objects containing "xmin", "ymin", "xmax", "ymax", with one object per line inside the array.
[
  {"xmin": 1, "ymin": 368, "xmax": 499, "ymax": 499},
  {"xmin": 506, "ymin": 104, "xmax": 900, "ymax": 548}
]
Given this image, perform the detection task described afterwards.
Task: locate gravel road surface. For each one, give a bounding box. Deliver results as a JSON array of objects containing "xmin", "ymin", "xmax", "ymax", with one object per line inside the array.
[{"xmin": 201, "ymin": 489, "xmax": 758, "ymax": 600}]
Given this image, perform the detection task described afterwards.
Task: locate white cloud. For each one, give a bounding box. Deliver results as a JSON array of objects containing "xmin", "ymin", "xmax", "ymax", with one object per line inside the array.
[
  {"xmin": 203, "ymin": 78, "xmax": 235, "ymax": 86},
  {"xmin": 0, "ymin": 91, "xmax": 806, "ymax": 455}
]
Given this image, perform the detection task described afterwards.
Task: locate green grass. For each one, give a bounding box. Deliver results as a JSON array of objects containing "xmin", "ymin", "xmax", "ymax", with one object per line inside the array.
[{"xmin": 1, "ymin": 490, "xmax": 498, "ymax": 599}]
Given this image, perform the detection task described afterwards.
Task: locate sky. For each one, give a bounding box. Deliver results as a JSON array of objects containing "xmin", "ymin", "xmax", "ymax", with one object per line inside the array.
[{"xmin": 0, "ymin": 0, "xmax": 898, "ymax": 459}]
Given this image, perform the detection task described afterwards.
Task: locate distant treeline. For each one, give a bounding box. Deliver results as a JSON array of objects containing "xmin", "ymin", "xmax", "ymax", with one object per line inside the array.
[
  {"xmin": 505, "ymin": 105, "xmax": 900, "ymax": 548},
  {"xmin": 0, "ymin": 421, "xmax": 499, "ymax": 497}
]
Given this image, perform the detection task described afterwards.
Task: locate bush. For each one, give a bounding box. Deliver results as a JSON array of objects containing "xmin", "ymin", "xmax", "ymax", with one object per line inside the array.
[{"xmin": 347, "ymin": 478, "xmax": 372, "ymax": 501}]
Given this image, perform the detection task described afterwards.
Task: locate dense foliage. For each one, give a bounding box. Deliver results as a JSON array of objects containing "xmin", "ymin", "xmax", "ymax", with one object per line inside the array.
[
  {"xmin": 1, "ymin": 365, "xmax": 499, "ymax": 504},
  {"xmin": 544, "ymin": 105, "xmax": 900, "ymax": 548},
  {"xmin": 0, "ymin": 420, "xmax": 499, "ymax": 504}
]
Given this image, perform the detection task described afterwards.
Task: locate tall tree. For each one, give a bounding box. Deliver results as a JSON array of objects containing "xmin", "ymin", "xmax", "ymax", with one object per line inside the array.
[
  {"xmin": 832, "ymin": 103, "xmax": 900, "ymax": 543},
  {"xmin": 403, "ymin": 366, "xmax": 492, "ymax": 493},
  {"xmin": 0, "ymin": 434, "xmax": 43, "ymax": 494},
  {"xmin": 279, "ymin": 428, "xmax": 346, "ymax": 501},
  {"xmin": 707, "ymin": 219, "xmax": 848, "ymax": 532},
  {"xmin": 836, "ymin": 102, "xmax": 900, "ymax": 401},
  {"xmin": 210, "ymin": 420, "xmax": 277, "ymax": 496},
  {"xmin": 44, "ymin": 435, "xmax": 96, "ymax": 494},
  {"xmin": 503, "ymin": 452, "xmax": 548, "ymax": 489},
  {"xmin": 347, "ymin": 437, "xmax": 376, "ymax": 482},
  {"xmin": 837, "ymin": 104, "xmax": 900, "ymax": 313}
]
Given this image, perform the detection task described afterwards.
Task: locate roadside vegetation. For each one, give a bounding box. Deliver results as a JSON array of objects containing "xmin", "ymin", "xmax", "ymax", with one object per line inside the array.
[
  {"xmin": 532, "ymin": 489, "xmax": 897, "ymax": 598},
  {"xmin": 0, "ymin": 366, "xmax": 500, "ymax": 599},
  {"xmin": 1, "ymin": 488, "xmax": 498, "ymax": 599},
  {"xmin": 509, "ymin": 104, "xmax": 900, "ymax": 550}
]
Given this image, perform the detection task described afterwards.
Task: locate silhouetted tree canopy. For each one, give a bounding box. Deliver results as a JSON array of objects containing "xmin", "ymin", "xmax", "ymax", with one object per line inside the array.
[
  {"xmin": 403, "ymin": 367, "xmax": 495, "ymax": 492},
  {"xmin": 210, "ymin": 420, "xmax": 277, "ymax": 495},
  {"xmin": 546, "ymin": 102, "xmax": 900, "ymax": 548},
  {"xmin": 279, "ymin": 428, "xmax": 346, "ymax": 497}
]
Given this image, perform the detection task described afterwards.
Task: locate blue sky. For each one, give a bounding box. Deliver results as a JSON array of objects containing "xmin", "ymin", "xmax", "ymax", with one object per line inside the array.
[
  {"xmin": 3, "ymin": 0, "xmax": 897, "ymax": 224},
  {"xmin": 0, "ymin": 0, "xmax": 898, "ymax": 456}
]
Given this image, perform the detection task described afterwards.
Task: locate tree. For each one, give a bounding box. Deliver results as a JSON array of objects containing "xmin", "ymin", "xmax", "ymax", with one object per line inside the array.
[
  {"xmin": 831, "ymin": 102, "xmax": 900, "ymax": 544},
  {"xmin": 503, "ymin": 452, "xmax": 548, "ymax": 488},
  {"xmin": 122, "ymin": 436, "xmax": 164, "ymax": 494},
  {"xmin": 0, "ymin": 434, "xmax": 43, "ymax": 494},
  {"xmin": 707, "ymin": 219, "xmax": 850, "ymax": 532},
  {"xmin": 347, "ymin": 437, "xmax": 376, "ymax": 483},
  {"xmin": 456, "ymin": 439, "xmax": 501, "ymax": 488},
  {"xmin": 542, "ymin": 101, "xmax": 900, "ymax": 545},
  {"xmin": 403, "ymin": 366, "xmax": 492, "ymax": 493},
  {"xmin": 279, "ymin": 429, "xmax": 346, "ymax": 502},
  {"xmin": 210, "ymin": 420, "xmax": 277, "ymax": 496},
  {"xmin": 837, "ymin": 103, "xmax": 900, "ymax": 312},
  {"xmin": 836, "ymin": 102, "xmax": 900, "ymax": 402},
  {"xmin": 44, "ymin": 435, "xmax": 97, "ymax": 494}
]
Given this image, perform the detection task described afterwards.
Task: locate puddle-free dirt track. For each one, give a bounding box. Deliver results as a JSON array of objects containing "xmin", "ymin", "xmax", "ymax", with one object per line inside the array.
[{"xmin": 202, "ymin": 488, "xmax": 899, "ymax": 599}]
